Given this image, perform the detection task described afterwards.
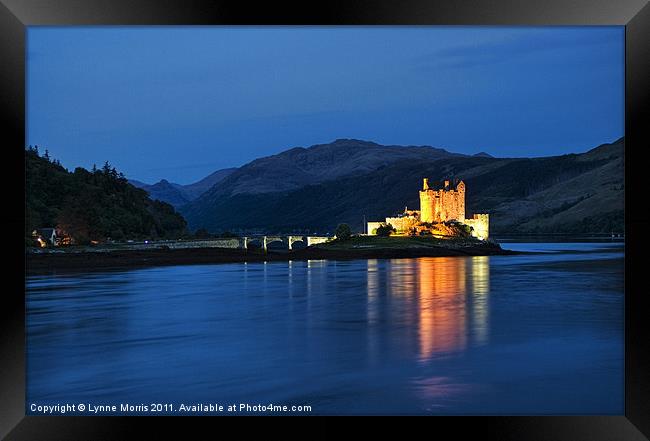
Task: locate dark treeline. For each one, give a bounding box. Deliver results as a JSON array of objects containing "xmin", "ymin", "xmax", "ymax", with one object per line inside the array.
[{"xmin": 26, "ymin": 146, "xmax": 187, "ymax": 244}]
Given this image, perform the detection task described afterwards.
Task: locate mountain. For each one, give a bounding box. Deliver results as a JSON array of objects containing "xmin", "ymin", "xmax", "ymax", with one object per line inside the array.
[
  {"xmin": 180, "ymin": 138, "xmax": 624, "ymax": 235},
  {"xmin": 131, "ymin": 179, "xmax": 191, "ymax": 207},
  {"xmin": 473, "ymin": 152, "xmax": 493, "ymax": 158},
  {"xmin": 208, "ymin": 138, "xmax": 461, "ymax": 196},
  {"xmin": 181, "ymin": 168, "xmax": 238, "ymax": 200},
  {"xmin": 129, "ymin": 168, "xmax": 236, "ymax": 207},
  {"xmin": 26, "ymin": 148, "xmax": 187, "ymax": 243},
  {"xmin": 484, "ymin": 140, "xmax": 624, "ymax": 233}
]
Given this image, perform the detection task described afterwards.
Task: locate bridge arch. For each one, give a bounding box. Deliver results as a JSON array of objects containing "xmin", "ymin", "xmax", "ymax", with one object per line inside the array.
[
  {"xmin": 287, "ymin": 236, "xmax": 306, "ymax": 250},
  {"xmin": 242, "ymin": 235, "xmax": 331, "ymax": 252},
  {"xmin": 264, "ymin": 236, "xmax": 285, "ymax": 251},
  {"xmin": 244, "ymin": 237, "xmax": 264, "ymax": 250}
]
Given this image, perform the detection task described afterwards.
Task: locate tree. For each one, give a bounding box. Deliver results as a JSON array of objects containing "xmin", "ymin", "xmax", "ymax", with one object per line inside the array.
[
  {"xmin": 376, "ymin": 223, "xmax": 396, "ymax": 237},
  {"xmin": 26, "ymin": 149, "xmax": 188, "ymax": 243},
  {"xmin": 335, "ymin": 223, "xmax": 352, "ymax": 241}
]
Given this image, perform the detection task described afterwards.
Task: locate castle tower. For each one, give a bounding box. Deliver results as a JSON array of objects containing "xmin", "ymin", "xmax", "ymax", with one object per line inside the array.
[
  {"xmin": 419, "ymin": 177, "xmax": 466, "ymax": 223},
  {"xmin": 456, "ymin": 180, "xmax": 466, "ymax": 221},
  {"xmin": 419, "ymin": 178, "xmax": 437, "ymax": 223}
]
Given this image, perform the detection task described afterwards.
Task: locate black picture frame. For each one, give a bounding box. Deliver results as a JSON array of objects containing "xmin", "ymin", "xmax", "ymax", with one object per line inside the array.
[{"xmin": 1, "ymin": 0, "xmax": 649, "ymax": 439}]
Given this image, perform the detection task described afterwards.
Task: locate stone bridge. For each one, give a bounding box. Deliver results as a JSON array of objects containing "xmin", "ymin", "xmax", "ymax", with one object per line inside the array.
[
  {"xmin": 114, "ymin": 236, "xmax": 332, "ymax": 252},
  {"xmin": 242, "ymin": 235, "xmax": 331, "ymax": 251}
]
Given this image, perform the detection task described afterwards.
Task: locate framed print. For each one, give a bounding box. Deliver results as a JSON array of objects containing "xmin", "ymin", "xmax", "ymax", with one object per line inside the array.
[{"xmin": 1, "ymin": 0, "xmax": 649, "ymax": 439}]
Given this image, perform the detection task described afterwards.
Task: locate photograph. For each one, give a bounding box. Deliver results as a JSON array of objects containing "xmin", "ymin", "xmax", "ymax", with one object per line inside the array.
[{"xmin": 22, "ymin": 25, "xmax": 627, "ymax": 417}]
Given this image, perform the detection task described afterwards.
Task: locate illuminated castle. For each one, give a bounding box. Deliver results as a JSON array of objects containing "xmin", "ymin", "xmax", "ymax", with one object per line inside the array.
[
  {"xmin": 367, "ymin": 178, "xmax": 489, "ymax": 240},
  {"xmin": 420, "ymin": 178, "xmax": 465, "ymax": 222}
]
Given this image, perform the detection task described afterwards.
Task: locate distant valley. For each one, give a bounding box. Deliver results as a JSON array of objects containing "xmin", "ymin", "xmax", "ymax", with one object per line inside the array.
[{"xmin": 130, "ymin": 168, "xmax": 237, "ymax": 207}]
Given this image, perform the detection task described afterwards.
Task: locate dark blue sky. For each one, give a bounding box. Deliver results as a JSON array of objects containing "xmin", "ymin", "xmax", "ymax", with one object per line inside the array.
[{"xmin": 27, "ymin": 26, "xmax": 624, "ymax": 184}]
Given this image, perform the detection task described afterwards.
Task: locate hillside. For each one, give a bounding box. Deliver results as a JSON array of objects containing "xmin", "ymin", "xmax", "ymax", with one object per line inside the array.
[
  {"xmin": 180, "ymin": 138, "xmax": 624, "ymax": 235},
  {"xmin": 203, "ymin": 138, "xmax": 462, "ymax": 197},
  {"xmin": 26, "ymin": 148, "xmax": 188, "ymax": 243}
]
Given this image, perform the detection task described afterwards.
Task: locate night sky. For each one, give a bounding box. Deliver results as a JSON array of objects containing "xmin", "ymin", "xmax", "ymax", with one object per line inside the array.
[{"xmin": 27, "ymin": 26, "xmax": 624, "ymax": 184}]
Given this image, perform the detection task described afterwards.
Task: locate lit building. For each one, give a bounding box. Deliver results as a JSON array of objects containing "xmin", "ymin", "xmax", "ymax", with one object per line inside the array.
[
  {"xmin": 420, "ymin": 178, "xmax": 465, "ymax": 222},
  {"xmin": 367, "ymin": 178, "xmax": 489, "ymax": 240}
]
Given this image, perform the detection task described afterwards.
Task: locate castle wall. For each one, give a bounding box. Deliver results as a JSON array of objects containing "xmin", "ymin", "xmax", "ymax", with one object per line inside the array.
[
  {"xmin": 419, "ymin": 183, "xmax": 465, "ymax": 223},
  {"xmin": 366, "ymin": 222, "xmax": 384, "ymax": 235},
  {"xmin": 439, "ymin": 180, "xmax": 449, "ymax": 221},
  {"xmin": 464, "ymin": 214, "xmax": 489, "ymax": 240},
  {"xmin": 385, "ymin": 216, "xmax": 420, "ymax": 234}
]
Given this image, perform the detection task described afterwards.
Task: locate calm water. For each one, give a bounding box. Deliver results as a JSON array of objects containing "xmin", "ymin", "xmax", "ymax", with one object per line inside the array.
[{"xmin": 26, "ymin": 241, "xmax": 624, "ymax": 415}]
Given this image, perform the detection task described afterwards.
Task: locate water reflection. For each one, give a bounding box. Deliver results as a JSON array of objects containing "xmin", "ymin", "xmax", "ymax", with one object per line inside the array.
[
  {"xmin": 471, "ymin": 256, "xmax": 490, "ymax": 345},
  {"xmin": 27, "ymin": 243, "xmax": 623, "ymax": 414},
  {"xmin": 417, "ymin": 257, "xmax": 468, "ymax": 359},
  {"xmin": 367, "ymin": 256, "xmax": 490, "ymax": 362},
  {"xmin": 366, "ymin": 259, "xmax": 380, "ymax": 326}
]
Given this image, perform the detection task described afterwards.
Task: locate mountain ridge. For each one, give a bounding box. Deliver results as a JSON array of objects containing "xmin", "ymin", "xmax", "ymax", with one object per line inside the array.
[
  {"xmin": 198, "ymin": 139, "xmax": 464, "ymax": 198},
  {"xmin": 129, "ymin": 167, "xmax": 237, "ymax": 207},
  {"xmin": 179, "ymin": 137, "xmax": 624, "ymax": 235}
]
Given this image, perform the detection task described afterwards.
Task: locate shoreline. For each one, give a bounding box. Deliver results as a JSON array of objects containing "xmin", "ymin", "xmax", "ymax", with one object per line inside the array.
[{"xmin": 25, "ymin": 243, "xmax": 517, "ymax": 276}]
